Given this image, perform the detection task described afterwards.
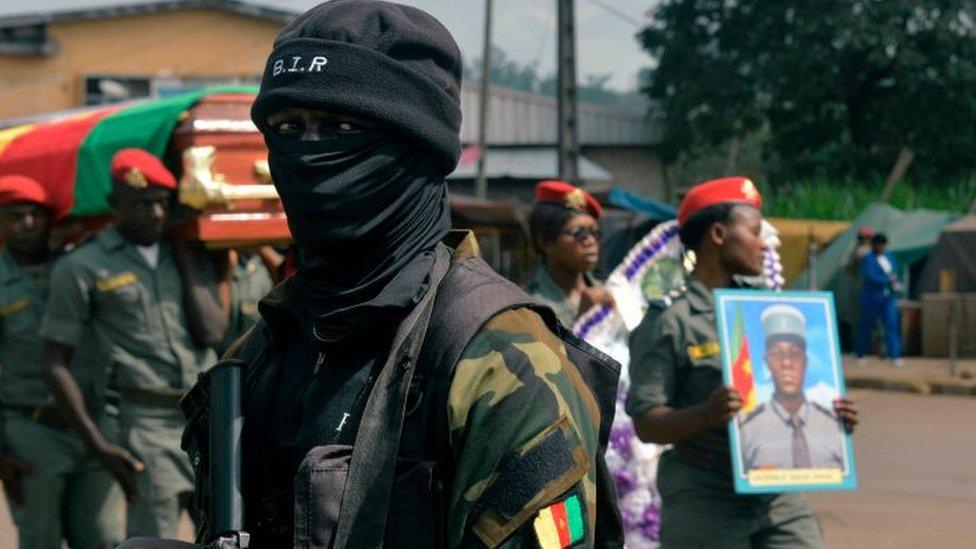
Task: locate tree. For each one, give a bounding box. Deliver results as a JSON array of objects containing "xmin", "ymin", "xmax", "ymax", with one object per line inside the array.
[
  {"xmin": 466, "ymin": 47, "xmax": 545, "ymax": 94},
  {"xmin": 467, "ymin": 47, "xmax": 645, "ymax": 108},
  {"xmin": 640, "ymin": 0, "xmax": 976, "ymax": 182}
]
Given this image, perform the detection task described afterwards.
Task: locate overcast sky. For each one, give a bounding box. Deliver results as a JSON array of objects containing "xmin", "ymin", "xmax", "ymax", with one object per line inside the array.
[
  {"xmin": 9, "ymin": 0, "xmax": 660, "ymax": 91},
  {"xmin": 281, "ymin": 0, "xmax": 660, "ymax": 91}
]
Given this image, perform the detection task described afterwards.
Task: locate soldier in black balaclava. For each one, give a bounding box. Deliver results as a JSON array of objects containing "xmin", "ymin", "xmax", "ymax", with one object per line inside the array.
[{"xmin": 122, "ymin": 2, "xmax": 623, "ymax": 549}]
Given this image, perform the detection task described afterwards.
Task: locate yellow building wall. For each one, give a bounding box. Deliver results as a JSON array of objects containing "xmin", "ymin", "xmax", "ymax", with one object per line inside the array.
[{"xmin": 0, "ymin": 8, "xmax": 283, "ymax": 119}]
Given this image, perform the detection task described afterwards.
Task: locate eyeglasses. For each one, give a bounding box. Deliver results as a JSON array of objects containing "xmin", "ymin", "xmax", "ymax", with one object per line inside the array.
[
  {"xmin": 561, "ymin": 226, "xmax": 601, "ymax": 243},
  {"xmin": 767, "ymin": 350, "xmax": 805, "ymax": 362}
]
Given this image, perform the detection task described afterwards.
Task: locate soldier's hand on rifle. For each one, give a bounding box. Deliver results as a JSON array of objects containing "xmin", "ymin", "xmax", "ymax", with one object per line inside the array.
[
  {"xmin": 703, "ymin": 386, "xmax": 743, "ymax": 426},
  {"xmin": 94, "ymin": 440, "xmax": 144, "ymax": 504},
  {"xmin": 0, "ymin": 451, "xmax": 35, "ymax": 506}
]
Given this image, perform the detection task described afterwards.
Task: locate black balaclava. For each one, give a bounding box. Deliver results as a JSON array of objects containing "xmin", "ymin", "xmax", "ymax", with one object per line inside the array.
[{"xmin": 251, "ymin": 0, "xmax": 463, "ymax": 343}]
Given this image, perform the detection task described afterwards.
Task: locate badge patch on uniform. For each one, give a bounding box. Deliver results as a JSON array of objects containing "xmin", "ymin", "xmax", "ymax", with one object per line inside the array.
[
  {"xmin": 687, "ymin": 341, "xmax": 721, "ymax": 360},
  {"xmin": 0, "ymin": 298, "xmax": 28, "ymax": 317},
  {"xmin": 95, "ymin": 272, "xmax": 138, "ymax": 292},
  {"xmin": 471, "ymin": 416, "xmax": 589, "ymax": 547},
  {"xmin": 533, "ymin": 494, "xmax": 585, "ymax": 548}
]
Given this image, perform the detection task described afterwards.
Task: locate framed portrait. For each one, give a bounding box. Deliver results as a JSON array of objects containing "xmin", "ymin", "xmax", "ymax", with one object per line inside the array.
[{"xmin": 714, "ymin": 289, "xmax": 858, "ymax": 494}]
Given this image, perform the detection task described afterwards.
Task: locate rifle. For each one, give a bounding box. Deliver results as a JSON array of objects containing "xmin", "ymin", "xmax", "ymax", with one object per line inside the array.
[
  {"xmin": 119, "ymin": 359, "xmax": 249, "ymax": 549},
  {"xmin": 205, "ymin": 359, "xmax": 250, "ymax": 548}
]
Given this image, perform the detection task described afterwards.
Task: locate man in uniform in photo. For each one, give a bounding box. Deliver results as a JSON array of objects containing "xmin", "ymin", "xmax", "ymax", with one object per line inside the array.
[{"xmin": 740, "ymin": 304, "xmax": 846, "ymax": 472}]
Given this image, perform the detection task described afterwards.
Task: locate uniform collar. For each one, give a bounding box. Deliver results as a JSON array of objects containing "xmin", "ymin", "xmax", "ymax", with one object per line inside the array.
[
  {"xmin": 96, "ymin": 226, "xmax": 129, "ymax": 252},
  {"xmin": 96, "ymin": 226, "xmax": 170, "ymax": 267},
  {"xmin": 770, "ymin": 395, "xmax": 809, "ymax": 426},
  {"xmin": 529, "ymin": 262, "xmax": 596, "ymax": 301},
  {"xmin": 684, "ymin": 277, "xmax": 714, "ymax": 314},
  {"xmin": 0, "ymin": 248, "xmax": 24, "ymax": 284}
]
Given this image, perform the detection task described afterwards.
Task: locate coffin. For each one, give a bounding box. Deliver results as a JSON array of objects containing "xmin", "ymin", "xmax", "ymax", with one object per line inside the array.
[
  {"xmin": 0, "ymin": 87, "xmax": 290, "ymax": 250},
  {"xmin": 168, "ymin": 93, "xmax": 290, "ymax": 249}
]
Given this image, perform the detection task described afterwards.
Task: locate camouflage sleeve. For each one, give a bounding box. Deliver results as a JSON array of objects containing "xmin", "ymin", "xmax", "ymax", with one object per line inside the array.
[{"xmin": 447, "ymin": 307, "xmax": 601, "ymax": 548}]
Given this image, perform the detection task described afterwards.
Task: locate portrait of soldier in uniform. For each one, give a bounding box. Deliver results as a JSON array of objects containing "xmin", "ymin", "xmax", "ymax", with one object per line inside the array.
[{"xmin": 739, "ymin": 304, "xmax": 847, "ymax": 472}]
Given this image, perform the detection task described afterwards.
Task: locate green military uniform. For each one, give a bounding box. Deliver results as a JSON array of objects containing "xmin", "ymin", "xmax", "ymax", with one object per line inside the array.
[
  {"xmin": 0, "ymin": 248, "xmax": 124, "ymax": 548},
  {"xmin": 524, "ymin": 263, "xmax": 599, "ymax": 328},
  {"xmin": 39, "ymin": 227, "xmax": 217, "ymax": 538},
  {"xmin": 626, "ymin": 278, "xmax": 824, "ymax": 548},
  {"xmin": 218, "ymin": 253, "xmax": 274, "ymax": 355}
]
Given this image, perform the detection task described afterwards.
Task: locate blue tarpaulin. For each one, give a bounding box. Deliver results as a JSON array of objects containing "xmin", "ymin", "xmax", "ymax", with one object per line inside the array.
[{"xmin": 608, "ymin": 187, "xmax": 677, "ymax": 221}]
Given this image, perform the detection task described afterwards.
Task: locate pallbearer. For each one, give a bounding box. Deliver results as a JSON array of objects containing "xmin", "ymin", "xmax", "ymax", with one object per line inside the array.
[
  {"xmin": 0, "ymin": 174, "xmax": 124, "ymax": 548},
  {"xmin": 41, "ymin": 149, "xmax": 228, "ymax": 539}
]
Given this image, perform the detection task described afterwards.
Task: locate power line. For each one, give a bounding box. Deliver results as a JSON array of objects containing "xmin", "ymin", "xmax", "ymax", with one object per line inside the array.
[{"xmin": 583, "ymin": 0, "xmax": 643, "ymax": 27}]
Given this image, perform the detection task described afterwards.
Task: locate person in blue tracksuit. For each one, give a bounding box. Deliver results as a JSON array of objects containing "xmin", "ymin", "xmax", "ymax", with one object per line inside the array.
[{"xmin": 855, "ymin": 233, "xmax": 903, "ymax": 366}]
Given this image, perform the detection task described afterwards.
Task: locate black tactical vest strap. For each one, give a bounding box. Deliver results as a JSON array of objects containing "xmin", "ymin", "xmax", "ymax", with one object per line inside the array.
[{"xmin": 332, "ymin": 244, "xmax": 452, "ymax": 548}]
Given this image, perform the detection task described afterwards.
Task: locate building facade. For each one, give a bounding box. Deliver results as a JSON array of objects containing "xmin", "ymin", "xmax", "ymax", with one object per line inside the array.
[
  {"xmin": 1, "ymin": 0, "xmax": 667, "ymax": 200},
  {"xmin": 0, "ymin": 2, "xmax": 286, "ymax": 120}
]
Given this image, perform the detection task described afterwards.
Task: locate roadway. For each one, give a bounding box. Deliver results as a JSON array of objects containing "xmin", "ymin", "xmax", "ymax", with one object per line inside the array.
[{"xmin": 1, "ymin": 389, "xmax": 974, "ymax": 547}]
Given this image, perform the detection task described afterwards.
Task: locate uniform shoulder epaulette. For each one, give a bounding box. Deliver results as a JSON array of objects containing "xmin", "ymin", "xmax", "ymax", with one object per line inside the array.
[
  {"xmin": 49, "ymin": 234, "xmax": 96, "ymax": 267},
  {"xmin": 649, "ymin": 283, "xmax": 689, "ymax": 311},
  {"xmin": 64, "ymin": 233, "xmax": 97, "ymax": 253},
  {"xmin": 741, "ymin": 403, "xmax": 766, "ymax": 424}
]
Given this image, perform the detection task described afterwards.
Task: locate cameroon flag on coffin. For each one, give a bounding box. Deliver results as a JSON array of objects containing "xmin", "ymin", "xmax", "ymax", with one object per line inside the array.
[
  {"xmin": 0, "ymin": 86, "xmax": 257, "ymax": 219},
  {"xmin": 731, "ymin": 304, "xmax": 758, "ymax": 414}
]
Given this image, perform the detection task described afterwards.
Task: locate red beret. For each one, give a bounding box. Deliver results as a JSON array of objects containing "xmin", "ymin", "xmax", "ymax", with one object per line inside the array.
[
  {"xmin": 0, "ymin": 175, "xmax": 52, "ymax": 210},
  {"xmin": 110, "ymin": 148, "xmax": 177, "ymax": 190},
  {"xmin": 534, "ymin": 180, "xmax": 603, "ymax": 219},
  {"xmin": 677, "ymin": 176, "xmax": 762, "ymax": 226}
]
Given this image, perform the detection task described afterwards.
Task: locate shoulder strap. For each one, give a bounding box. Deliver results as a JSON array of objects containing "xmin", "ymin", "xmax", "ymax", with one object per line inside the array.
[
  {"xmin": 419, "ymin": 256, "xmax": 625, "ymax": 548},
  {"xmin": 418, "ymin": 255, "xmax": 548, "ymax": 378},
  {"xmin": 332, "ymin": 244, "xmax": 452, "ymax": 548},
  {"xmin": 421, "ymin": 255, "xmax": 621, "ymax": 446}
]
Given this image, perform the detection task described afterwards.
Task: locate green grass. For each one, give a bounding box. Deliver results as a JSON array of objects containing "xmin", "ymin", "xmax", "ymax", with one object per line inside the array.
[{"xmin": 760, "ymin": 177, "xmax": 976, "ymax": 220}]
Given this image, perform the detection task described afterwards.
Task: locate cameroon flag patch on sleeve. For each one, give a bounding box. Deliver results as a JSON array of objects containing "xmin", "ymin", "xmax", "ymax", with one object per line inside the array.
[{"xmin": 533, "ymin": 494, "xmax": 585, "ymax": 548}]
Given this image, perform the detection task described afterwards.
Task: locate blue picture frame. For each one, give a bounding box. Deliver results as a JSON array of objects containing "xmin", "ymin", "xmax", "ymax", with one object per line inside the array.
[{"xmin": 714, "ymin": 289, "xmax": 858, "ymax": 494}]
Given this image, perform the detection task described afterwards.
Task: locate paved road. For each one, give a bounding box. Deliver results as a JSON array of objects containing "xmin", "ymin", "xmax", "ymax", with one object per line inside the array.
[
  {"xmin": 809, "ymin": 389, "xmax": 976, "ymax": 548},
  {"xmin": 1, "ymin": 389, "xmax": 974, "ymax": 547}
]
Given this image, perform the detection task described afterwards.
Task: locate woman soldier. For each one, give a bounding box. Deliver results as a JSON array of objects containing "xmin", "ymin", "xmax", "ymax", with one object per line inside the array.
[
  {"xmin": 626, "ymin": 177, "xmax": 858, "ymax": 548},
  {"xmin": 525, "ymin": 180, "xmax": 615, "ymax": 328}
]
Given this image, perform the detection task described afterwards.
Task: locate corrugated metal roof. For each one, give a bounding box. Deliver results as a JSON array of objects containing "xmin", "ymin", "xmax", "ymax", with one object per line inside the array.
[
  {"xmin": 449, "ymin": 147, "xmax": 612, "ymax": 182},
  {"xmin": 460, "ymin": 83, "xmax": 661, "ymax": 146},
  {"xmin": 1, "ymin": 2, "xmax": 660, "ymax": 148}
]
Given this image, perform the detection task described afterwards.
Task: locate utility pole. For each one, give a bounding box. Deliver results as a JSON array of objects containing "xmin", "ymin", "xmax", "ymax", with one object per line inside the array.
[
  {"xmin": 475, "ymin": 0, "xmax": 494, "ymax": 199},
  {"xmin": 556, "ymin": 0, "xmax": 580, "ymax": 182}
]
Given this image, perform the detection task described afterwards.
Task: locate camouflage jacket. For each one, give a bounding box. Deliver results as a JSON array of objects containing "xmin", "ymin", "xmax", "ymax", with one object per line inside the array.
[{"xmin": 184, "ymin": 232, "xmax": 620, "ymax": 548}]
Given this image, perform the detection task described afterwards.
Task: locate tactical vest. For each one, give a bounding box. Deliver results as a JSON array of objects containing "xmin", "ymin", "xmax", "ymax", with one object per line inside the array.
[{"xmin": 183, "ymin": 239, "xmax": 623, "ymax": 548}]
